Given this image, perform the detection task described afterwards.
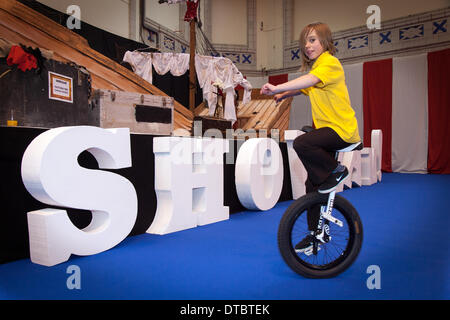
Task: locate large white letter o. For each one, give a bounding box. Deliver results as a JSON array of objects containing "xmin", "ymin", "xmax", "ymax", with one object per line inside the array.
[{"xmin": 235, "ymin": 138, "xmax": 284, "ymax": 211}]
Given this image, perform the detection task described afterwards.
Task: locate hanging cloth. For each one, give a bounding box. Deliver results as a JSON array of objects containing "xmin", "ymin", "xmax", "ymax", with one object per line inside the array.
[
  {"xmin": 124, "ymin": 51, "xmax": 253, "ymax": 122},
  {"xmin": 195, "ymin": 55, "xmax": 252, "ymax": 123},
  {"xmin": 123, "ymin": 51, "xmax": 153, "ymax": 84}
]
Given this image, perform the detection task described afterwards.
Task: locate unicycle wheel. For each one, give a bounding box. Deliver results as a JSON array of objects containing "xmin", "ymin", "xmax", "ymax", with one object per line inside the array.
[{"xmin": 277, "ymin": 192, "xmax": 363, "ymax": 278}]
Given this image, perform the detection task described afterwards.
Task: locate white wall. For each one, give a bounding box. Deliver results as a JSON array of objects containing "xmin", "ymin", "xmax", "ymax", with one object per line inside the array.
[
  {"xmin": 38, "ymin": 0, "xmax": 130, "ymax": 39},
  {"xmin": 256, "ymin": 0, "xmax": 283, "ymax": 70},
  {"xmin": 146, "ymin": 0, "xmax": 180, "ymax": 32},
  {"xmin": 210, "ymin": 0, "xmax": 247, "ymax": 45}
]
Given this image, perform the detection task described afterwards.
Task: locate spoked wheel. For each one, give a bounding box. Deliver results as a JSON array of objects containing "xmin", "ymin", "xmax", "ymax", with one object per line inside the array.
[{"xmin": 278, "ymin": 192, "xmax": 363, "ymax": 278}]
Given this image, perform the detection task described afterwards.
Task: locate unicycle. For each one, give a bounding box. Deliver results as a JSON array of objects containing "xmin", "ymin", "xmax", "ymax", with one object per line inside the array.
[{"xmin": 277, "ymin": 140, "xmax": 364, "ymax": 278}]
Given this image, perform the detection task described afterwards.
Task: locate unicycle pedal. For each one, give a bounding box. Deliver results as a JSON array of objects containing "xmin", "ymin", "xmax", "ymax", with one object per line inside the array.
[{"xmin": 304, "ymin": 244, "xmax": 321, "ymax": 256}]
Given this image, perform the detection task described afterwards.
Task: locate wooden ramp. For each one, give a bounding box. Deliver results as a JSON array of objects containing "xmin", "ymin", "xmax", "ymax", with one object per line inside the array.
[
  {"xmin": 0, "ymin": 0, "xmax": 193, "ymax": 131},
  {"xmin": 198, "ymin": 89, "xmax": 293, "ymax": 141}
]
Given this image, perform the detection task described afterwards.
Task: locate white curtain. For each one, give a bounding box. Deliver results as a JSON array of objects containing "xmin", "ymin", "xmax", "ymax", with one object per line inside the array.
[
  {"xmin": 123, "ymin": 51, "xmax": 190, "ymax": 83},
  {"xmin": 152, "ymin": 52, "xmax": 190, "ymax": 77},
  {"xmin": 123, "ymin": 51, "xmax": 153, "ymax": 84},
  {"xmin": 392, "ymin": 54, "xmax": 428, "ymax": 173}
]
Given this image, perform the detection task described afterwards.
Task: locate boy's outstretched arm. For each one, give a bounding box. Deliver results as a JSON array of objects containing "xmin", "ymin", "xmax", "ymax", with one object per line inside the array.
[
  {"xmin": 274, "ymin": 90, "xmax": 302, "ymax": 103},
  {"xmin": 260, "ymin": 74, "xmax": 320, "ymax": 96}
]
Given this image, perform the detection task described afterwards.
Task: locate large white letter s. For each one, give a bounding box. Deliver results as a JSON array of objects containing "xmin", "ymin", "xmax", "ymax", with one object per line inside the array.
[{"xmin": 21, "ymin": 126, "xmax": 137, "ymax": 266}]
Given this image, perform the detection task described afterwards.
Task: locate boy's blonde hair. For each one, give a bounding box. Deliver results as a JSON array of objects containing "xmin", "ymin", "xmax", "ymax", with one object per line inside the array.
[{"xmin": 299, "ymin": 22, "xmax": 336, "ymax": 72}]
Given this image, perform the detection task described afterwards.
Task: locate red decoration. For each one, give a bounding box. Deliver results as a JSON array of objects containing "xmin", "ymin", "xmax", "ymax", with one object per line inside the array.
[
  {"xmin": 6, "ymin": 45, "xmax": 38, "ymax": 72},
  {"xmin": 184, "ymin": 0, "xmax": 199, "ymax": 22}
]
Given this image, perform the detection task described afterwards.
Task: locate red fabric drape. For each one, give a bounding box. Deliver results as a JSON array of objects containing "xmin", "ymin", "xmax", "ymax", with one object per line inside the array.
[
  {"xmin": 7, "ymin": 45, "xmax": 37, "ymax": 72},
  {"xmin": 268, "ymin": 74, "xmax": 288, "ymax": 86},
  {"xmin": 363, "ymin": 58, "xmax": 393, "ymax": 172},
  {"xmin": 427, "ymin": 48, "xmax": 450, "ymax": 174}
]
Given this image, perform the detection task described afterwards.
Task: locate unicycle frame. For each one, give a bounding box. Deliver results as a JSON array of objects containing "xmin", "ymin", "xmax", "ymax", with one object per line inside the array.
[
  {"xmin": 321, "ymin": 190, "xmax": 343, "ymax": 228},
  {"xmin": 311, "ymin": 190, "xmax": 342, "ymax": 249}
]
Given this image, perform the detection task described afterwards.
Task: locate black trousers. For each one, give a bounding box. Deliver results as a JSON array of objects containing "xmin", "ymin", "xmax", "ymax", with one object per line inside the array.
[{"xmin": 293, "ymin": 127, "xmax": 352, "ymax": 230}]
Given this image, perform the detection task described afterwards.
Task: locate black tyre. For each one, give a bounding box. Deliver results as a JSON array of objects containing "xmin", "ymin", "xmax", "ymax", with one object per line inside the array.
[{"xmin": 278, "ymin": 192, "xmax": 363, "ymax": 278}]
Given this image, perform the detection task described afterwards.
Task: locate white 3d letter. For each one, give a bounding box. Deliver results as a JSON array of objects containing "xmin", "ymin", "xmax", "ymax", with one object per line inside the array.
[
  {"xmin": 284, "ymin": 130, "xmax": 307, "ymax": 199},
  {"xmin": 340, "ymin": 150, "xmax": 362, "ymax": 189},
  {"xmin": 21, "ymin": 126, "xmax": 137, "ymax": 266},
  {"xmin": 361, "ymin": 129, "xmax": 383, "ymax": 186},
  {"xmin": 148, "ymin": 137, "xmax": 229, "ymax": 235},
  {"xmin": 371, "ymin": 129, "xmax": 382, "ymax": 182},
  {"xmin": 235, "ymin": 138, "xmax": 284, "ymax": 210}
]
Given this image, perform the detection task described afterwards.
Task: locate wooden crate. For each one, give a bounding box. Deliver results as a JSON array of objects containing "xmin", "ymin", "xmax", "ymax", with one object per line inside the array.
[
  {"xmin": 192, "ymin": 115, "xmax": 232, "ymax": 137},
  {"xmin": 0, "ymin": 58, "xmax": 98, "ymax": 128},
  {"xmin": 92, "ymin": 89, "xmax": 173, "ymax": 135}
]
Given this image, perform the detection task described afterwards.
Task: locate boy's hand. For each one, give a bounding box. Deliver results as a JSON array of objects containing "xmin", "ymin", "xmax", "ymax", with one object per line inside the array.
[
  {"xmin": 274, "ymin": 93, "xmax": 285, "ymax": 103},
  {"xmin": 260, "ymin": 83, "xmax": 277, "ymax": 95}
]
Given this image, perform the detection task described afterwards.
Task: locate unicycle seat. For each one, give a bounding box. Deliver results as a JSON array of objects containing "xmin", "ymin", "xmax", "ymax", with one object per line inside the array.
[
  {"xmin": 301, "ymin": 126, "xmax": 363, "ymax": 153},
  {"xmin": 337, "ymin": 142, "xmax": 363, "ymax": 152}
]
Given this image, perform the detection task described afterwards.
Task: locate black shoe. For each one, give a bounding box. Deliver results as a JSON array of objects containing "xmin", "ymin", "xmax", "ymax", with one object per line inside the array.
[
  {"xmin": 294, "ymin": 233, "xmax": 315, "ymax": 253},
  {"xmin": 318, "ymin": 167, "xmax": 349, "ymax": 194}
]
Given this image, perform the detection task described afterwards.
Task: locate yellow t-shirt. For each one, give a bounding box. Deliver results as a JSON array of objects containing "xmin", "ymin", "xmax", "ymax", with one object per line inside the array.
[{"xmin": 301, "ymin": 51, "xmax": 360, "ymax": 143}]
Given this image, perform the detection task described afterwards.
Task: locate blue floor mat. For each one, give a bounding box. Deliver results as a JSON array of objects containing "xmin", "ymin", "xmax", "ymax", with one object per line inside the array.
[{"xmin": 0, "ymin": 173, "xmax": 449, "ymax": 300}]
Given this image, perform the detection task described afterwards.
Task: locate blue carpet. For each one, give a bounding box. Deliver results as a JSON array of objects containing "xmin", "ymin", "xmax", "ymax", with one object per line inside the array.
[{"xmin": 0, "ymin": 173, "xmax": 449, "ymax": 300}]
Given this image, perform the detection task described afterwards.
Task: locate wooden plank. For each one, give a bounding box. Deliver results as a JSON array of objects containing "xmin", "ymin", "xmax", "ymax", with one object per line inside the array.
[
  {"xmin": 90, "ymin": 74, "xmax": 121, "ymax": 91},
  {"xmin": 272, "ymin": 105, "xmax": 290, "ymax": 130},
  {"xmin": 237, "ymin": 100, "xmax": 257, "ymax": 117},
  {"xmin": 254, "ymin": 101, "xmax": 279, "ymax": 130},
  {"xmin": 265, "ymin": 97, "xmax": 292, "ymax": 130},
  {"xmin": 237, "ymin": 97, "xmax": 262, "ymax": 116},
  {"xmin": 271, "ymin": 108, "xmax": 287, "ymax": 129},
  {"xmin": 261, "ymin": 102, "xmax": 283, "ymax": 130},
  {"xmin": 240, "ymin": 100, "xmax": 265, "ymax": 129},
  {"xmin": 244, "ymin": 99, "xmax": 269, "ymax": 117},
  {"xmin": 255, "ymin": 103, "xmax": 279, "ymax": 130},
  {"xmin": 251, "ymin": 88, "xmax": 273, "ymax": 100},
  {"xmin": 277, "ymin": 108, "xmax": 292, "ymax": 142},
  {"xmin": 243, "ymin": 99, "xmax": 274, "ymax": 130},
  {"xmin": 255, "ymin": 98, "xmax": 272, "ymax": 114},
  {"xmin": 279, "ymin": 107, "xmax": 291, "ymax": 130},
  {"xmin": 179, "ymin": 114, "xmax": 193, "ymax": 128},
  {"xmin": 258, "ymin": 97, "xmax": 292, "ymax": 129},
  {"xmin": 194, "ymin": 101, "xmax": 207, "ymax": 116}
]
